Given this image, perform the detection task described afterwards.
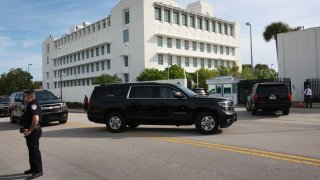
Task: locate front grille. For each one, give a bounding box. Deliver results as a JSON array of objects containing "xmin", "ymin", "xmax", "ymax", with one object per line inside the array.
[{"xmin": 41, "ymin": 103, "xmax": 64, "ymax": 113}]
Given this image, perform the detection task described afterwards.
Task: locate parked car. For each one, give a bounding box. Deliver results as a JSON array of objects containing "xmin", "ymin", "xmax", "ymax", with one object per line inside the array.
[
  {"xmin": 246, "ymin": 83, "xmax": 292, "ymax": 115},
  {"xmin": 87, "ymin": 83, "xmax": 237, "ymax": 134},
  {"xmin": 0, "ymin": 95, "xmax": 10, "ymax": 116},
  {"xmin": 192, "ymin": 87, "xmax": 208, "ymax": 96},
  {"xmin": 9, "ymin": 89, "xmax": 68, "ymax": 124}
]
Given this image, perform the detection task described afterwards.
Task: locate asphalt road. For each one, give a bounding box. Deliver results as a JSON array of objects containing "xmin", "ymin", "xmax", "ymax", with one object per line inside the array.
[{"xmin": 0, "ymin": 107, "xmax": 319, "ymax": 180}]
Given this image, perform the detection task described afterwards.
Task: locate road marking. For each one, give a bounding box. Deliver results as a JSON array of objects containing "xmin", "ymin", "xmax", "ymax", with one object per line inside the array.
[{"xmin": 65, "ymin": 121, "xmax": 320, "ymax": 167}]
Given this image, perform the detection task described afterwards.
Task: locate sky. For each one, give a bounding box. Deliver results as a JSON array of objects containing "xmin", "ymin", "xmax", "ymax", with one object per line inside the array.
[{"xmin": 0, "ymin": 0, "xmax": 319, "ymax": 81}]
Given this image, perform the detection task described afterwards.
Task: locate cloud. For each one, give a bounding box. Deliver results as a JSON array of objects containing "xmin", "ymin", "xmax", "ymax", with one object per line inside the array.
[
  {"xmin": 0, "ymin": 36, "xmax": 15, "ymax": 49},
  {"xmin": 21, "ymin": 39, "xmax": 38, "ymax": 48}
]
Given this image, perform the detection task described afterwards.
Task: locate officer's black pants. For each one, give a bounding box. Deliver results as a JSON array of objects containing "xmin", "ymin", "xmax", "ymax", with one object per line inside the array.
[
  {"xmin": 305, "ymin": 95, "xmax": 312, "ymax": 108},
  {"xmin": 26, "ymin": 128, "xmax": 42, "ymax": 173}
]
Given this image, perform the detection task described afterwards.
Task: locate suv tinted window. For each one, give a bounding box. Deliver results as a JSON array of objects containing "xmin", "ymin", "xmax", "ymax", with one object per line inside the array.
[
  {"xmin": 159, "ymin": 86, "xmax": 176, "ymax": 98},
  {"xmin": 36, "ymin": 91, "xmax": 57, "ymax": 101},
  {"xmin": 129, "ymin": 86, "xmax": 154, "ymax": 98},
  {"xmin": 257, "ymin": 84, "xmax": 288, "ymax": 94},
  {"xmin": 92, "ymin": 86, "xmax": 126, "ymax": 100}
]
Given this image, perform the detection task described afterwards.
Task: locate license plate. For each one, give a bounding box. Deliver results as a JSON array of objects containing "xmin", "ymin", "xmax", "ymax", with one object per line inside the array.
[{"xmin": 269, "ymin": 95, "xmax": 276, "ymax": 100}]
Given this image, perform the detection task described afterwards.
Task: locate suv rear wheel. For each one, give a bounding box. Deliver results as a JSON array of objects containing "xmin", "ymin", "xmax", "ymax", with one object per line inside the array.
[
  {"xmin": 195, "ymin": 112, "xmax": 219, "ymax": 134},
  {"xmin": 106, "ymin": 112, "xmax": 126, "ymax": 133}
]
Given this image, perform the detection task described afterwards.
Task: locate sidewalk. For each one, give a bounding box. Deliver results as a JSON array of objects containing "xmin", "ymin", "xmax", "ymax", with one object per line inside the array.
[{"xmin": 291, "ymin": 102, "xmax": 320, "ymax": 108}]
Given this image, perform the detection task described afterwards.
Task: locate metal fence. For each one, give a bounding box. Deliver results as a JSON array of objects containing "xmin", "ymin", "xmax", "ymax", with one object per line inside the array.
[
  {"xmin": 304, "ymin": 78, "xmax": 320, "ymax": 102},
  {"xmin": 237, "ymin": 78, "xmax": 291, "ymax": 105}
]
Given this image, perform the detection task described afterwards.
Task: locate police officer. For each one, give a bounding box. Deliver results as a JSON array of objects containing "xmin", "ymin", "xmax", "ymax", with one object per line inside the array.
[
  {"xmin": 304, "ymin": 85, "xmax": 312, "ymax": 108},
  {"xmin": 21, "ymin": 89, "xmax": 43, "ymax": 179}
]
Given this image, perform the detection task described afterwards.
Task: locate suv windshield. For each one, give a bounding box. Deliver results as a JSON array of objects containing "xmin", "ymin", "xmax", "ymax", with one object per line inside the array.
[
  {"xmin": 178, "ymin": 86, "xmax": 198, "ymax": 97},
  {"xmin": 36, "ymin": 91, "xmax": 58, "ymax": 101}
]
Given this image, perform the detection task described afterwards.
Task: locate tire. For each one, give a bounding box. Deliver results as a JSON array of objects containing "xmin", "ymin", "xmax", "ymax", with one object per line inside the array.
[
  {"xmin": 10, "ymin": 114, "xmax": 16, "ymax": 124},
  {"xmin": 127, "ymin": 123, "xmax": 139, "ymax": 128},
  {"xmin": 251, "ymin": 107, "xmax": 257, "ymax": 115},
  {"xmin": 245, "ymin": 102, "xmax": 251, "ymax": 111},
  {"xmin": 282, "ymin": 109, "xmax": 289, "ymax": 115},
  {"xmin": 106, "ymin": 112, "xmax": 126, "ymax": 133},
  {"xmin": 195, "ymin": 112, "xmax": 219, "ymax": 134}
]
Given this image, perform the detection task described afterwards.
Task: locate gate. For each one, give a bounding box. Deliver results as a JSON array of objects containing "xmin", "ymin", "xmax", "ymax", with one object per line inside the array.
[{"xmin": 304, "ymin": 78, "xmax": 320, "ymax": 102}]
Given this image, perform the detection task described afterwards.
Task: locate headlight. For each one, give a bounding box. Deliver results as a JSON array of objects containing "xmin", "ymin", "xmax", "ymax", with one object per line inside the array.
[
  {"xmin": 218, "ymin": 101, "xmax": 229, "ymax": 108},
  {"xmin": 62, "ymin": 102, "xmax": 67, "ymax": 107}
]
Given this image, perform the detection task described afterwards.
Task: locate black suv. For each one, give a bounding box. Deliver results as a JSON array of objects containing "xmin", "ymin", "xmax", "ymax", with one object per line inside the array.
[
  {"xmin": 9, "ymin": 89, "xmax": 68, "ymax": 124},
  {"xmin": 0, "ymin": 95, "xmax": 10, "ymax": 116},
  {"xmin": 87, "ymin": 83, "xmax": 237, "ymax": 134},
  {"xmin": 246, "ymin": 83, "xmax": 292, "ymax": 115}
]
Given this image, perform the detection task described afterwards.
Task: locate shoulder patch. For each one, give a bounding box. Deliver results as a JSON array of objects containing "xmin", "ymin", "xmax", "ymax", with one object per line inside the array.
[{"xmin": 31, "ymin": 104, "xmax": 37, "ymax": 110}]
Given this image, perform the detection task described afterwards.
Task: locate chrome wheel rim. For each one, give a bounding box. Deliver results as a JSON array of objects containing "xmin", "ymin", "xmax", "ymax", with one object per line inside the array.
[
  {"xmin": 201, "ymin": 116, "xmax": 215, "ymax": 131},
  {"xmin": 109, "ymin": 116, "xmax": 121, "ymax": 129}
]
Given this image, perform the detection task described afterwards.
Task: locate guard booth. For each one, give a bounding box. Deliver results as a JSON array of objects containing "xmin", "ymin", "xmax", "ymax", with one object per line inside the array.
[{"xmin": 206, "ymin": 76, "xmax": 240, "ymax": 105}]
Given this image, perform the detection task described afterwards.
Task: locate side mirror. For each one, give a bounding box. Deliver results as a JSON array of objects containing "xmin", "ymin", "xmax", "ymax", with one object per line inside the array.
[
  {"xmin": 56, "ymin": 95, "xmax": 61, "ymax": 100},
  {"xmin": 173, "ymin": 92, "xmax": 185, "ymax": 99}
]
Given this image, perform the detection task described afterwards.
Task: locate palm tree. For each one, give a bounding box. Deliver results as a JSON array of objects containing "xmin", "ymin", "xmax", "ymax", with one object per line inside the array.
[{"xmin": 263, "ymin": 22, "xmax": 302, "ymax": 57}]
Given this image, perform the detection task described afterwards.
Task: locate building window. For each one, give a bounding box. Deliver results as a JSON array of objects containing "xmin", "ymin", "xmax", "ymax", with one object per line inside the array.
[
  {"xmin": 107, "ymin": 60, "xmax": 111, "ymax": 69},
  {"xmin": 218, "ymin": 23, "xmax": 222, "ymax": 34},
  {"xmin": 86, "ymin": 50, "xmax": 89, "ymax": 58},
  {"xmin": 47, "ymin": 57, "xmax": 49, "ymax": 64},
  {"xmin": 214, "ymin": 59, "xmax": 218, "ymax": 68},
  {"xmin": 207, "ymin": 44, "xmax": 211, "ymax": 53},
  {"xmin": 232, "ymin": 48, "xmax": 235, "ymax": 56},
  {"xmin": 155, "ymin": 7, "xmax": 161, "ymax": 21},
  {"xmin": 214, "ymin": 45, "xmax": 218, "ymax": 54},
  {"xmin": 101, "ymin": 46, "xmax": 105, "ymax": 55},
  {"xmin": 101, "ymin": 61, "xmax": 105, "ymax": 70},
  {"xmin": 182, "ymin": 14, "xmax": 187, "ymax": 26},
  {"xmin": 176, "ymin": 39, "xmax": 181, "ymax": 49},
  {"xmin": 96, "ymin": 63, "xmax": 99, "ymax": 71},
  {"xmin": 82, "ymin": 65, "xmax": 85, "ymax": 74},
  {"xmin": 184, "ymin": 40, "xmax": 189, "ymax": 50},
  {"xmin": 124, "ymin": 9, "xmax": 130, "ymax": 24},
  {"xmin": 224, "ymin": 24, "xmax": 228, "ymax": 35},
  {"xmin": 107, "ymin": 44, "xmax": 111, "ymax": 53},
  {"xmin": 54, "ymin": 82, "xmax": 57, "ymax": 89},
  {"xmin": 185, "ymin": 57, "xmax": 189, "ymax": 67},
  {"xmin": 123, "ymin": 29, "xmax": 129, "ymax": 42},
  {"xmin": 192, "ymin": 42, "xmax": 197, "ymax": 51},
  {"xmin": 82, "ymin": 52, "xmax": 85, "ymax": 60},
  {"xmin": 227, "ymin": 61, "xmax": 230, "ymax": 68},
  {"xmin": 190, "ymin": 16, "xmax": 195, "ymax": 28},
  {"xmin": 96, "ymin": 48, "xmax": 99, "ymax": 56},
  {"xmin": 230, "ymin": 25, "xmax": 234, "ymax": 36},
  {"xmin": 167, "ymin": 38, "xmax": 172, "ymax": 48},
  {"xmin": 157, "ymin": 36, "xmax": 163, "ymax": 47},
  {"xmin": 158, "ymin": 54, "xmax": 163, "ymax": 65},
  {"xmin": 164, "ymin": 9, "xmax": 171, "ymax": 23},
  {"xmin": 212, "ymin": 21, "xmax": 216, "ymax": 32},
  {"xmin": 205, "ymin": 20, "xmax": 209, "ymax": 31},
  {"xmin": 220, "ymin": 46, "xmax": 224, "ymax": 54},
  {"xmin": 208, "ymin": 59, "xmax": 212, "ymax": 68},
  {"xmin": 78, "ymin": 53, "xmax": 80, "ymax": 61},
  {"xmin": 124, "ymin": 56, "xmax": 128, "ymax": 67},
  {"xmin": 124, "ymin": 74, "xmax": 129, "ymax": 83},
  {"xmin": 168, "ymin": 55, "xmax": 172, "ymax": 65},
  {"xmin": 177, "ymin": 56, "xmax": 181, "ymax": 66},
  {"xmin": 91, "ymin": 64, "xmax": 94, "ymax": 72},
  {"xmin": 78, "ymin": 66, "xmax": 81, "ymax": 74},
  {"xmin": 201, "ymin": 58, "xmax": 205, "ymax": 68},
  {"xmin": 197, "ymin": 18, "xmax": 202, "ymax": 29},
  {"xmin": 226, "ymin": 47, "xmax": 230, "ymax": 55},
  {"xmin": 91, "ymin": 49, "xmax": 94, "ymax": 57},
  {"xmin": 87, "ymin": 64, "xmax": 89, "ymax": 73},
  {"xmin": 200, "ymin": 43, "xmax": 204, "ymax": 52},
  {"xmin": 192, "ymin": 58, "xmax": 198, "ymax": 67},
  {"xmin": 173, "ymin": 12, "xmax": 179, "ymax": 24}
]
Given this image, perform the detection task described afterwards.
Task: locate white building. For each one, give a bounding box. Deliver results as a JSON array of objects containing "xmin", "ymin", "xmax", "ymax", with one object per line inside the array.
[
  {"xmin": 278, "ymin": 27, "xmax": 320, "ymax": 101},
  {"xmin": 42, "ymin": 0, "xmax": 241, "ymax": 102}
]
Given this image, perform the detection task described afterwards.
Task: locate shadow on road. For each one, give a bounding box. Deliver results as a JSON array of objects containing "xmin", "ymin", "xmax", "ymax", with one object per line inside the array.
[
  {"xmin": 42, "ymin": 125, "xmax": 223, "ymax": 139},
  {"xmin": 0, "ymin": 173, "xmax": 30, "ymax": 180}
]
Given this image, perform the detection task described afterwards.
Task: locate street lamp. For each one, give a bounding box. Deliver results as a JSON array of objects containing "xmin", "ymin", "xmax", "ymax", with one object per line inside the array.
[
  {"xmin": 246, "ymin": 22, "xmax": 254, "ymax": 80},
  {"xmin": 60, "ymin": 71, "xmax": 66, "ymax": 100},
  {"xmin": 27, "ymin": 64, "xmax": 32, "ymax": 73},
  {"xmin": 167, "ymin": 53, "xmax": 171, "ymax": 80}
]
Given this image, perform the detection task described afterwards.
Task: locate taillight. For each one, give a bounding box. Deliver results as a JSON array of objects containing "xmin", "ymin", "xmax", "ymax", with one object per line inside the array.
[
  {"xmin": 88, "ymin": 98, "xmax": 91, "ymax": 109},
  {"xmin": 253, "ymin": 94, "xmax": 258, "ymax": 102},
  {"xmin": 288, "ymin": 92, "xmax": 292, "ymax": 102}
]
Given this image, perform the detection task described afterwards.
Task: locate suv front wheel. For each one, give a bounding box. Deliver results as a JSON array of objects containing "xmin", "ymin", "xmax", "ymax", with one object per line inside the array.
[
  {"xmin": 195, "ymin": 112, "xmax": 219, "ymax": 134},
  {"xmin": 106, "ymin": 112, "xmax": 127, "ymax": 133}
]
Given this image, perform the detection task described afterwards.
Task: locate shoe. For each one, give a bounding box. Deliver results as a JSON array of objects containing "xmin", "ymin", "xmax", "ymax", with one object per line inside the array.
[
  {"xmin": 27, "ymin": 172, "xmax": 43, "ymax": 179},
  {"xmin": 24, "ymin": 169, "xmax": 34, "ymax": 174}
]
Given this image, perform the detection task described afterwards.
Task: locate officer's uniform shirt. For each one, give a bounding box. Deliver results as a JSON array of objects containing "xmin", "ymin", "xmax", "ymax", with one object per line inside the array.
[
  {"xmin": 22, "ymin": 99, "xmax": 41, "ymax": 128},
  {"xmin": 304, "ymin": 88, "xmax": 312, "ymax": 96}
]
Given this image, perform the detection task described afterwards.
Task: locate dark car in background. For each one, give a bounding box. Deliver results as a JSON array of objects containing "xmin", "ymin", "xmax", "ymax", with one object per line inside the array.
[
  {"xmin": 87, "ymin": 83, "xmax": 237, "ymax": 134},
  {"xmin": 246, "ymin": 83, "xmax": 292, "ymax": 115},
  {"xmin": 0, "ymin": 95, "xmax": 10, "ymax": 116},
  {"xmin": 9, "ymin": 89, "xmax": 68, "ymax": 124},
  {"xmin": 192, "ymin": 88, "xmax": 208, "ymax": 96}
]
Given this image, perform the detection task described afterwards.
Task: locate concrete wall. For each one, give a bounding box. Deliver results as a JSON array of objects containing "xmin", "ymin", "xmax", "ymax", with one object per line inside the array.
[{"xmin": 278, "ymin": 27, "xmax": 320, "ymax": 101}]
